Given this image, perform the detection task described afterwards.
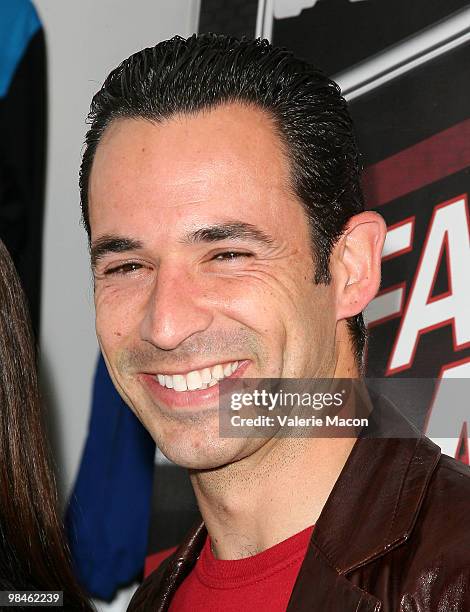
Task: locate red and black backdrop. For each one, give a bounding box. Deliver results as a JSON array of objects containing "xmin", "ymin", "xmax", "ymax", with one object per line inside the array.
[{"xmin": 145, "ymin": 0, "xmax": 470, "ymax": 567}]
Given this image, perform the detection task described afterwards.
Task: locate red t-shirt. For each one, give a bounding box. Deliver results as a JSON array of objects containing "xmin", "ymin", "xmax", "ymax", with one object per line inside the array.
[{"xmin": 168, "ymin": 524, "xmax": 314, "ymax": 611}]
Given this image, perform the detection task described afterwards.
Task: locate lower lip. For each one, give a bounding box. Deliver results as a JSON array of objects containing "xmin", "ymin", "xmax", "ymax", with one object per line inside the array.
[{"xmin": 140, "ymin": 361, "xmax": 251, "ymax": 410}]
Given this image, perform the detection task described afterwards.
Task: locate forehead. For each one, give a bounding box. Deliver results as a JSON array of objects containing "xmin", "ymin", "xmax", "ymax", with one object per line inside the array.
[{"xmin": 88, "ymin": 103, "xmax": 298, "ymax": 239}]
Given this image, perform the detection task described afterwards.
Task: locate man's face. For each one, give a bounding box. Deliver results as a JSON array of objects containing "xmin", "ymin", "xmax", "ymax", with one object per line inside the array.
[{"xmin": 89, "ymin": 104, "xmax": 339, "ymax": 468}]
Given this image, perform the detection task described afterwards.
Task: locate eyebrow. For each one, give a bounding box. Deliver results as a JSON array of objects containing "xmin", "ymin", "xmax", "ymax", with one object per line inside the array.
[
  {"xmin": 90, "ymin": 236, "xmax": 143, "ymax": 268},
  {"xmin": 90, "ymin": 222, "xmax": 274, "ymax": 268},
  {"xmin": 181, "ymin": 222, "xmax": 274, "ymax": 246}
]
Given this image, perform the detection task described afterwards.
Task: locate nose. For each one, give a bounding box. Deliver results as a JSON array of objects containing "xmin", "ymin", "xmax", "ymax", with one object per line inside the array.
[{"xmin": 139, "ymin": 265, "xmax": 214, "ymax": 351}]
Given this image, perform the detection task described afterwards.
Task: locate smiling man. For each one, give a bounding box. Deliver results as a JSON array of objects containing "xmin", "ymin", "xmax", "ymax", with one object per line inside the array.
[{"xmin": 80, "ymin": 35, "xmax": 470, "ymax": 611}]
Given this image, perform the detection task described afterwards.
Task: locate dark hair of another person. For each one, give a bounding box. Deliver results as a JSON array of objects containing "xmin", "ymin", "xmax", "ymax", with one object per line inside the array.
[
  {"xmin": 79, "ymin": 33, "xmax": 367, "ymax": 366},
  {"xmin": 0, "ymin": 240, "xmax": 92, "ymax": 610}
]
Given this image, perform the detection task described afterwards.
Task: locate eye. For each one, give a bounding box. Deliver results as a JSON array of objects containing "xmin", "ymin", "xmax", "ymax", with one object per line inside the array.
[
  {"xmin": 104, "ymin": 262, "xmax": 143, "ymax": 275},
  {"xmin": 212, "ymin": 251, "xmax": 252, "ymax": 262}
]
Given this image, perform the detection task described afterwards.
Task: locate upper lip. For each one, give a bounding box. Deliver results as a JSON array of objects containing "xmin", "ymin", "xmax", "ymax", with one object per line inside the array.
[{"xmin": 142, "ymin": 359, "xmax": 246, "ymax": 376}]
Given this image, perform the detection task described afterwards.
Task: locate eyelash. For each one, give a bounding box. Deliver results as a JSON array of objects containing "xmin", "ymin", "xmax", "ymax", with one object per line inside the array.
[
  {"xmin": 212, "ymin": 251, "xmax": 252, "ymax": 262},
  {"xmin": 103, "ymin": 251, "xmax": 252, "ymax": 276},
  {"xmin": 104, "ymin": 262, "xmax": 143, "ymax": 275}
]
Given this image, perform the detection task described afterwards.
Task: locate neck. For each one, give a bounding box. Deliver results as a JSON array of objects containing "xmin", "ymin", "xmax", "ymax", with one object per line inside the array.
[
  {"xmin": 190, "ymin": 435, "xmax": 356, "ymax": 559},
  {"xmin": 191, "ymin": 330, "xmax": 359, "ymax": 560}
]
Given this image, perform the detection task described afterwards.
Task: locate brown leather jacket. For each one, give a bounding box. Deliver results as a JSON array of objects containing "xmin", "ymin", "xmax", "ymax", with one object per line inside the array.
[{"xmin": 128, "ymin": 401, "xmax": 470, "ymax": 611}]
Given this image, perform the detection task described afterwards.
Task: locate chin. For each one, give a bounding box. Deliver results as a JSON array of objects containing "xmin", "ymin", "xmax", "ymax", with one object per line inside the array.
[{"xmin": 154, "ymin": 430, "xmax": 244, "ymax": 471}]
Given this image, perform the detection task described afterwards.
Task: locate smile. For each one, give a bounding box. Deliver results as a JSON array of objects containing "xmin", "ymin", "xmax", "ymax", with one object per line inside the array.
[{"xmin": 155, "ymin": 361, "xmax": 240, "ymax": 392}]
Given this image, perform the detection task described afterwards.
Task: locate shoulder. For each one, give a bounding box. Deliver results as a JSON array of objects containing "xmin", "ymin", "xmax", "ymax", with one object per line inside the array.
[
  {"xmin": 395, "ymin": 453, "xmax": 470, "ymax": 606},
  {"xmin": 358, "ymin": 449, "xmax": 470, "ymax": 609},
  {"xmin": 422, "ymin": 452, "xmax": 470, "ymax": 525},
  {"xmin": 129, "ymin": 522, "xmax": 207, "ymax": 611},
  {"xmin": 434, "ymin": 452, "xmax": 470, "ymax": 480},
  {"xmin": 410, "ymin": 450, "xmax": 470, "ymax": 552},
  {"xmin": 128, "ymin": 551, "xmax": 178, "ymax": 612},
  {"xmin": 144, "ymin": 546, "xmax": 178, "ymax": 578}
]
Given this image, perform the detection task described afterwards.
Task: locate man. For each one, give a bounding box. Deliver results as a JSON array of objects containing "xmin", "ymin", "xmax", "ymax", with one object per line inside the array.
[{"xmin": 80, "ymin": 34, "xmax": 470, "ymax": 611}]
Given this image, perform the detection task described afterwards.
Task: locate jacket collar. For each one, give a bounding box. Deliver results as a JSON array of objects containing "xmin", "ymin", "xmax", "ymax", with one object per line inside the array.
[
  {"xmin": 129, "ymin": 395, "xmax": 441, "ymax": 611},
  {"xmin": 311, "ymin": 411, "xmax": 441, "ymax": 574},
  {"xmin": 287, "ymin": 394, "xmax": 441, "ymax": 611}
]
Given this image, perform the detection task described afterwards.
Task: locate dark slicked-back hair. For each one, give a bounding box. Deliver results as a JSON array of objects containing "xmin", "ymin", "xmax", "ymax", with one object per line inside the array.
[{"xmin": 80, "ymin": 33, "xmax": 367, "ymax": 365}]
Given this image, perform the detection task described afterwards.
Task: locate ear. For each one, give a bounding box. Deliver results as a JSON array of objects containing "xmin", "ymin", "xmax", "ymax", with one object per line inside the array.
[{"xmin": 332, "ymin": 211, "xmax": 387, "ymax": 321}]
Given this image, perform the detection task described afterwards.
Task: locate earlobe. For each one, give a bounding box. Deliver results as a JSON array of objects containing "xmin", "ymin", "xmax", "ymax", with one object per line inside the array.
[{"xmin": 334, "ymin": 211, "xmax": 387, "ymax": 320}]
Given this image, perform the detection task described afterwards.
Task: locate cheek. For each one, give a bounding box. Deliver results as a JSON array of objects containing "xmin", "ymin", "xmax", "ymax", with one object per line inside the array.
[
  {"xmin": 300, "ymin": 286, "xmax": 337, "ymax": 354},
  {"xmin": 207, "ymin": 274, "xmax": 289, "ymax": 337},
  {"xmin": 95, "ymin": 284, "xmax": 145, "ymax": 346},
  {"xmin": 283, "ymin": 278, "xmax": 336, "ymax": 340}
]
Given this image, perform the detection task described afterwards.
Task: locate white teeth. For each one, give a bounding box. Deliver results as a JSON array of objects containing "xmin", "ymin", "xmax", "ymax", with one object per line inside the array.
[
  {"xmin": 155, "ymin": 360, "xmax": 241, "ymax": 391},
  {"xmin": 212, "ymin": 364, "xmax": 225, "ymax": 379},
  {"xmin": 173, "ymin": 375, "xmax": 187, "ymax": 392},
  {"xmin": 201, "ymin": 368, "xmax": 212, "ymax": 384},
  {"xmin": 165, "ymin": 375, "xmax": 173, "ymax": 389},
  {"xmin": 187, "ymin": 370, "xmax": 203, "ymax": 390}
]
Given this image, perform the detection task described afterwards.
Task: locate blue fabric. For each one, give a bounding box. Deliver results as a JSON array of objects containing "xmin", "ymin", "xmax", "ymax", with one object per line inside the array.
[
  {"xmin": 66, "ymin": 354, "xmax": 156, "ymax": 601},
  {"xmin": 0, "ymin": 0, "xmax": 41, "ymax": 98}
]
